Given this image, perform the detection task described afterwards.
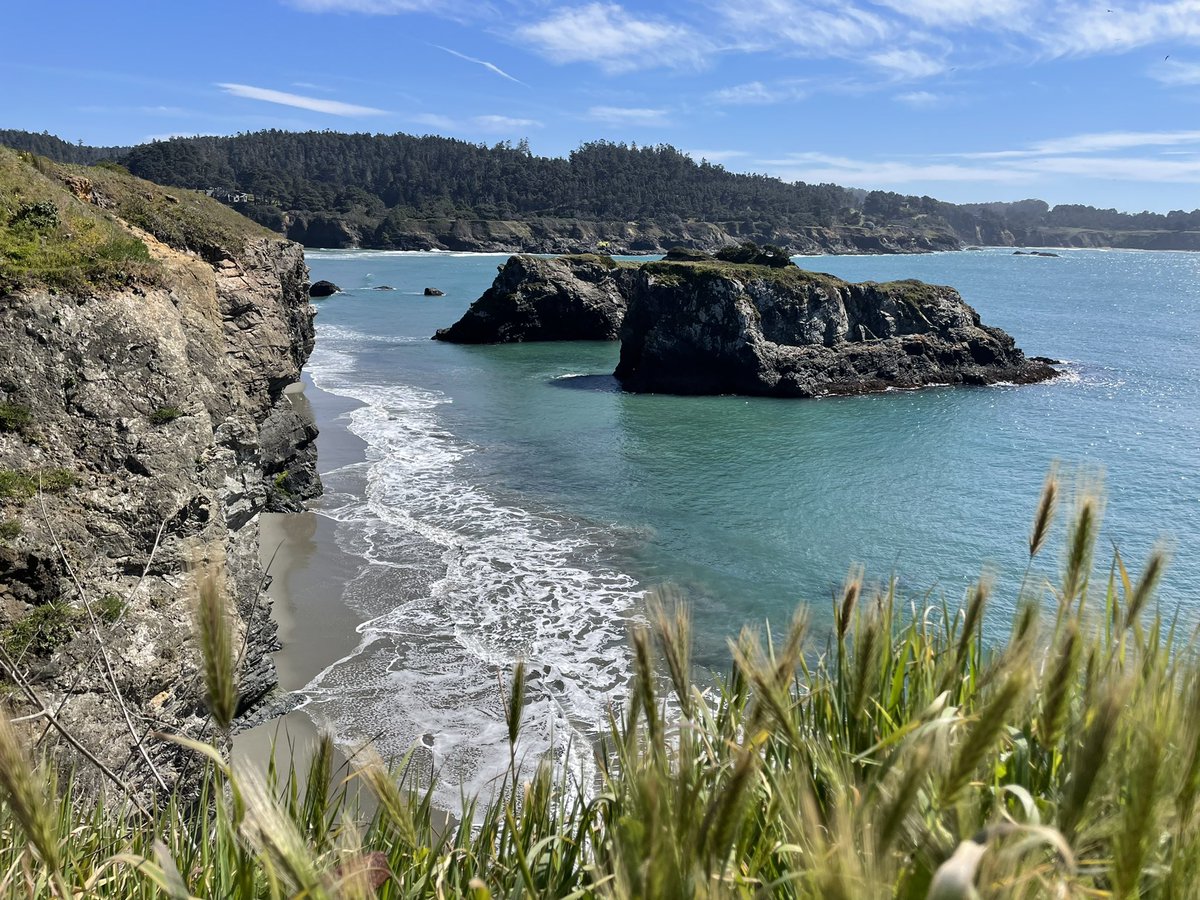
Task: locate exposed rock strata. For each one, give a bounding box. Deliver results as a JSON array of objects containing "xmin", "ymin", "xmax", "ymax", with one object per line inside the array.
[
  {"xmin": 0, "ymin": 155, "xmax": 319, "ymax": 792},
  {"xmin": 615, "ymin": 261, "xmax": 1056, "ymax": 396},
  {"xmin": 434, "ymin": 254, "xmax": 633, "ymax": 343},
  {"xmin": 282, "ymin": 213, "xmax": 961, "ymax": 256}
]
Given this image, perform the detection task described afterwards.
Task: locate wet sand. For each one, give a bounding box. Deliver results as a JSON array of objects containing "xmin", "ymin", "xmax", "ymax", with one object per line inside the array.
[{"xmin": 232, "ymin": 377, "xmax": 369, "ymax": 773}]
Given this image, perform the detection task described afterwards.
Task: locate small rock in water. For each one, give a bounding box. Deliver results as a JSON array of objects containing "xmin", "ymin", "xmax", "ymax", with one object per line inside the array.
[
  {"xmin": 421, "ymin": 732, "xmax": 435, "ymax": 747},
  {"xmin": 373, "ymin": 285, "xmax": 395, "ymax": 291},
  {"xmin": 424, "ymin": 287, "xmax": 446, "ymax": 296},
  {"xmin": 309, "ymin": 280, "xmax": 340, "ymax": 297}
]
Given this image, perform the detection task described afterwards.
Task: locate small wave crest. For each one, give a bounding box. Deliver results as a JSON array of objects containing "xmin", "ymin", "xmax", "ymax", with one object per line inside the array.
[{"xmin": 301, "ymin": 326, "xmax": 641, "ymax": 805}]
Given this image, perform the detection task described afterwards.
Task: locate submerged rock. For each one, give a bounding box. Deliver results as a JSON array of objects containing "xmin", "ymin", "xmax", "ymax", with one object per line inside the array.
[
  {"xmin": 615, "ymin": 260, "xmax": 1056, "ymax": 397},
  {"xmin": 433, "ymin": 254, "xmax": 632, "ymax": 343},
  {"xmin": 309, "ymin": 280, "xmax": 340, "ymax": 297}
]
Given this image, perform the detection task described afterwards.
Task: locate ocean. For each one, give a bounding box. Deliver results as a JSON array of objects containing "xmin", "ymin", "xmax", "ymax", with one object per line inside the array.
[{"xmin": 293, "ymin": 247, "xmax": 1200, "ymax": 804}]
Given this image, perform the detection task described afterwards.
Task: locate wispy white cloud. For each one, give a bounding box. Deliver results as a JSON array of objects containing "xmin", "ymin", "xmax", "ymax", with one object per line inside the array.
[
  {"xmin": 719, "ymin": 1, "xmax": 893, "ymax": 54},
  {"xmin": 1011, "ymin": 153, "xmax": 1200, "ymax": 182},
  {"xmin": 1040, "ymin": 0, "xmax": 1200, "ymax": 57},
  {"xmin": 1148, "ymin": 57, "xmax": 1200, "ymax": 84},
  {"xmin": 868, "ymin": 48, "xmax": 945, "ymax": 78},
  {"xmin": 587, "ymin": 105, "xmax": 671, "ymax": 125},
  {"xmin": 759, "ymin": 151, "xmax": 1030, "ymax": 185},
  {"xmin": 217, "ymin": 83, "xmax": 386, "ymax": 116},
  {"xmin": 517, "ymin": 3, "xmax": 704, "ymax": 73},
  {"xmin": 708, "ymin": 79, "xmax": 808, "ymax": 105},
  {"xmin": 871, "ymin": 0, "xmax": 1030, "ymax": 28},
  {"xmin": 686, "ymin": 149, "xmax": 749, "ymax": 163},
  {"xmin": 956, "ymin": 129, "xmax": 1200, "ymax": 158},
  {"xmin": 895, "ymin": 90, "xmax": 941, "ymax": 107},
  {"xmin": 434, "ymin": 45, "xmax": 525, "ymax": 85},
  {"xmin": 411, "ymin": 113, "xmax": 456, "ymax": 130},
  {"xmin": 410, "ymin": 112, "xmax": 540, "ymax": 133},
  {"xmin": 473, "ymin": 114, "xmax": 542, "ymax": 131}
]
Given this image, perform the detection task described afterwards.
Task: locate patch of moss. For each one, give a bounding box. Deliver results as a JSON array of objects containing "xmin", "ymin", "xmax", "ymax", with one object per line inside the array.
[
  {"xmin": 875, "ymin": 278, "xmax": 952, "ymax": 306},
  {"xmin": 0, "ymin": 468, "xmax": 76, "ymax": 503},
  {"xmin": 0, "ymin": 402, "xmax": 32, "ymax": 434},
  {"xmin": 2, "ymin": 601, "xmax": 79, "ymax": 656},
  {"xmin": 0, "ymin": 519, "xmax": 20, "ymax": 541},
  {"xmin": 149, "ymin": 405, "xmax": 183, "ymax": 425},
  {"xmin": 560, "ymin": 253, "xmax": 618, "ymax": 269},
  {"xmin": 273, "ymin": 470, "xmax": 293, "ymax": 497},
  {"xmin": 641, "ymin": 258, "xmax": 845, "ymax": 294},
  {"xmin": 97, "ymin": 593, "xmax": 125, "ymax": 623}
]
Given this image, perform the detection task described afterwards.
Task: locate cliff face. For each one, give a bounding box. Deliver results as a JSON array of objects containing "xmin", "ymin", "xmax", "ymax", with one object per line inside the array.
[
  {"xmin": 0, "ymin": 150, "xmax": 319, "ymax": 790},
  {"xmin": 292, "ymin": 214, "xmax": 961, "ymax": 256},
  {"xmin": 615, "ymin": 262, "xmax": 1056, "ymax": 397},
  {"xmin": 434, "ymin": 254, "xmax": 633, "ymax": 343}
]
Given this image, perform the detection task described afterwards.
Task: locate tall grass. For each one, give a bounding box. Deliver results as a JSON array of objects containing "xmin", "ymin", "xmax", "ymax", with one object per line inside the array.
[{"xmin": 1, "ymin": 473, "xmax": 1198, "ymax": 897}]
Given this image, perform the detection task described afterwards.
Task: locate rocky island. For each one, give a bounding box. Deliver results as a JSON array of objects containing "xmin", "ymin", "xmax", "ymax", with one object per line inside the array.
[
  {"xmin": 0, "ymin": 148, "xmax": 319, "ymax": 790},
  {"xmin": 433, "ymin": 254, "xmax": 633, "ymax": 343},
  {"xmin": 437, "ymin": 246, "xmax": 1056, "ymax": 397}
]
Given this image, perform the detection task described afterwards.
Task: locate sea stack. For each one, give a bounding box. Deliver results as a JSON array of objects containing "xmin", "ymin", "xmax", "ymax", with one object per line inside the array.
[
  {"xmin": 615, "ymin": 257, "xmax": 1056, "ymax": 397},
  {"xmin": 433, "ymin": 254, "xmax": 632, "ymax": 343}
]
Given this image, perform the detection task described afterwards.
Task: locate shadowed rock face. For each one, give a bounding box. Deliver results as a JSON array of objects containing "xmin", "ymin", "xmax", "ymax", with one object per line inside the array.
[
  {"xmin": 614, "ymin": 262, "xmax": 1057, "ymax": 397},
  {"xmin": 0, "ymin": 151, "xmax": 320, "ymax": 794},
  {"xmin": 433, "ymin": 254, "xmax": 633, "ymax": 343}
]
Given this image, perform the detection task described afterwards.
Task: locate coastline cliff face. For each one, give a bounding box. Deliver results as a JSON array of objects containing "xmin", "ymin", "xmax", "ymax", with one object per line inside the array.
[
  {"xmin": 290, "ymin": 214, "xmax": 960, "ymax": 256},
  {"xmin": 615, "ymin": 261, "xmax": 1056, "ymax": 396},
  {"xmin": 0, "ymin": 150, "xmax": 319, "ymax": 790}
]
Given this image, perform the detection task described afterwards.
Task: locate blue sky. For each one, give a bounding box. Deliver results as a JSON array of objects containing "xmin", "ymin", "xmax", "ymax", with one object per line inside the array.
[{"xmin": 5, "ymin": 0, "xmax": 1200, "ymax": 212}]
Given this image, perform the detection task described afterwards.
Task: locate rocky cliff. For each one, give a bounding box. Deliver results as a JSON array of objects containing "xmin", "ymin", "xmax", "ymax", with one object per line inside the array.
[
  {"xmin": 615, "ymin": 260, "xmax": 1056, "ymax": 397},
  {"xmin": 434, "ymin": 254, "xmax": 634, "ymax": 343},
  {"xmin": 288, "ymin": 213, "xmax": 961, "ymax": 256},
  {"xmin": 0, "ymin": 149, "xmax": 319, "ymax": 791}
]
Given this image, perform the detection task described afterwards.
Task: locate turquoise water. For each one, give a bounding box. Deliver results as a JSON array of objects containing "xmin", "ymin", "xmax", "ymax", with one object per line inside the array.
[{"xmin": 299, "ymin": 248, "xmax": 1200, "ymax": 797}]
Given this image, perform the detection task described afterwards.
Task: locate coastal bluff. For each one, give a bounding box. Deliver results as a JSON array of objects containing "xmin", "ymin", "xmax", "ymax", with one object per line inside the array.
[
  {"xmin": 437, "ymin": 248, "xmax": 1056, "ymax": 397},
  {"xmin": 0, "ymin": 149, "xmax": 319, "ymax": 790}
]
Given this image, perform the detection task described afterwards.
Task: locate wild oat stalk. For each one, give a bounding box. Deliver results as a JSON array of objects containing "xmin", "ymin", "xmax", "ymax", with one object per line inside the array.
[
  {"xmin": 3, "ymin": 469, "xmax": 1199, "ymax": 898},
  {"xmin": 192, "ymin": 557, "xmax": 238, "ymax": 732}
]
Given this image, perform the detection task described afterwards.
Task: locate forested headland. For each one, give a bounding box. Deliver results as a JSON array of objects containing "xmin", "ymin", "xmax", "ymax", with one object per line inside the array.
[{"xmin": 4, "ymin": 128, "xmax": 1200, "ymax": 253}]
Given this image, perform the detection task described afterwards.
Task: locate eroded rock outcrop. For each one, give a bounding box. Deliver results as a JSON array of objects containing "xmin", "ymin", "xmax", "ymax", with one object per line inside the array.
[
  {"xmin": 434, "ymin": 254, "xmax": 633, "ymax": 343},
  {"xmin": 0, "ymin": 149, "xmax": 320, "ymax": 792},
  {"xmin": 615, "ymin": 260, "xmax": 1056, "ymax": 396}
]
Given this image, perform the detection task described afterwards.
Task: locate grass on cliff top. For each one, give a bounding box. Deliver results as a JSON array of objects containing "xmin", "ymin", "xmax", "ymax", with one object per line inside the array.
[
  {"xmin": 2, "ymin": 471, "xmax": 1199, "ymax": 898},
  {"xmin": 0, "ymin": 147, "xmax": 274, "ymax": 294},
  {"xmin": 640, "ymin": 258, "xmax": 957, "ymax": 306}
]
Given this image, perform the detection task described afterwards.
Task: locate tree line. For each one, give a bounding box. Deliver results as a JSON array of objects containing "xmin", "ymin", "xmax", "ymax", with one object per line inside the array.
[{"xmin": 3, "ymin": 128, "xmax": 1198, "ymax": 241}]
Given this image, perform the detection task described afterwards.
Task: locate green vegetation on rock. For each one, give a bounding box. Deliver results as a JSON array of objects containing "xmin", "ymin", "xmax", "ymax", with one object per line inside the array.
[
  {"xmin": 0, "ymin": 468, "xmax": 76, "ymax": 503},
  {"xmin": 0, "ymin": 402, "xmax": 33, "ymax": 435},
  {"xmin": 0, "ymin": 150, "xmax": 154, "ymax": 294},
  {"xmin": 0, "ymin": 145, "xmax": 278, "ymax": 295},
  {"xmin": 2, "ymin": 601, "xmax": 78, "ymax": 657},
  {"xmin": 148, "ymin": 405, "xmax": 183, "ymax": 425}
]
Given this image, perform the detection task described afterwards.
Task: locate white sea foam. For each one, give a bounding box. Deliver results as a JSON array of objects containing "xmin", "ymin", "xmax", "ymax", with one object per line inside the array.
[{"xmin": 300, "ymin": 325, "xmax": 642, "ymax": 806}]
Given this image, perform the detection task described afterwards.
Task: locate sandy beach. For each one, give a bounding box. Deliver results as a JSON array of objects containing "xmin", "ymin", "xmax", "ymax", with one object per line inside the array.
[{"xmin": 232, "ymin": 378, "xmax": 370, "ymax": 772}]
